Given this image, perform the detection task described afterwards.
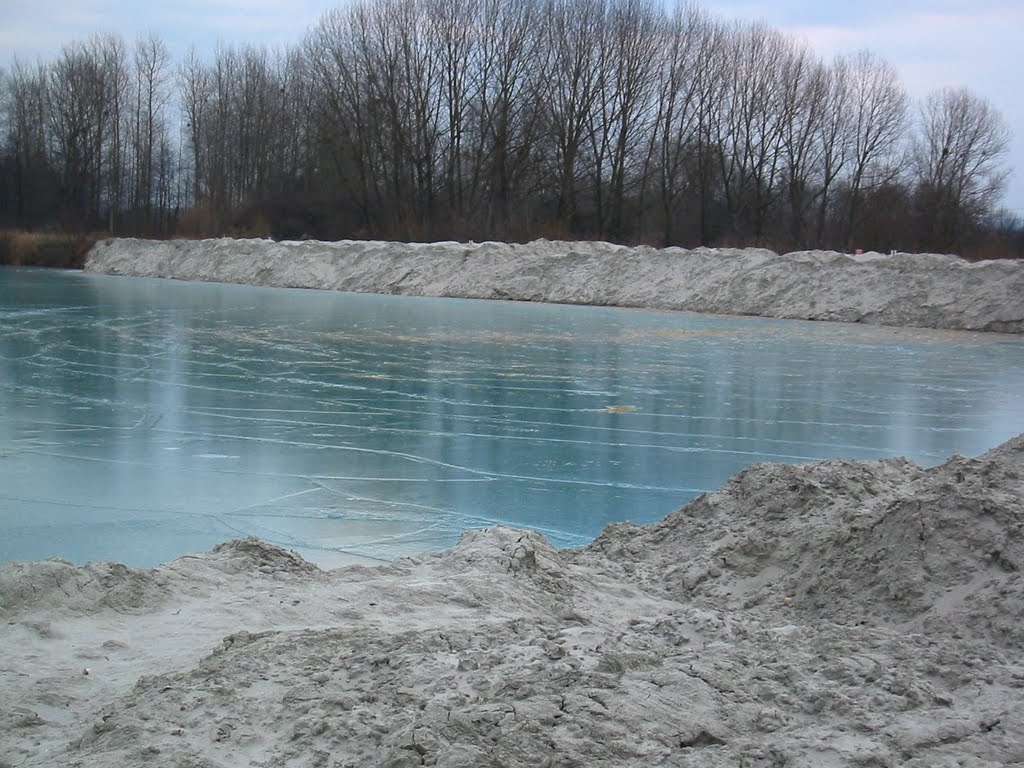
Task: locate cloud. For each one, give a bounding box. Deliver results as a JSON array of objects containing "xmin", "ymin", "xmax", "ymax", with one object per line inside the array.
[
  {"xmin": 153, "ymin": 0, "xmax": 335, "ymax": 36},
  {"xmin": 1, "ymin": 0, "xmax": 336, "ymax": 62},
  {"xmin": 0, "ymin": 23, "xmax": 65, "ymax": 65},
  {"xmin": 792, "ymin": 11, "xmax": 1019, "ymax": 86}
]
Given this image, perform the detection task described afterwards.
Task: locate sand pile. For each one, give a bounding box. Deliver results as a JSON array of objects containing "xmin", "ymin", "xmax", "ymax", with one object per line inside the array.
[
  {"xmin": 3, "ymin": 438, "xmax": 1024, "ymax": 766},
  {"xmin": 588, "ymin": 436, "xmax": 1024, "ymax": 648},
  {"xmin": 84, "ymin": 238, "xmax": 1024, "ymax": 333}
]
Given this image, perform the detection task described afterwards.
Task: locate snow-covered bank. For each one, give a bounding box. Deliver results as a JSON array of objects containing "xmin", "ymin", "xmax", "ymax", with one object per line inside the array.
[
  {"xmin": 3, "ymin": 436, "xmax": 1024, "ymax": 767},
  {"xmin": 84, "ymin": 237, "xmax": 1024, "ymax": 332}
]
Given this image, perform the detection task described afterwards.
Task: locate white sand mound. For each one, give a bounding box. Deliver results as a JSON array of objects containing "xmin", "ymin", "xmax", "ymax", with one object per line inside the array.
[
  {"xmin": 3, "ymin": 438, "xmax": 1024, "ymax": 766},
  {"xmin": 587, "ymin": 435, "xmax": 1024, "ymax": 649},
  {"xmin": 85, "ymin": 238, "xmax": 1024, "ymax": 333}
]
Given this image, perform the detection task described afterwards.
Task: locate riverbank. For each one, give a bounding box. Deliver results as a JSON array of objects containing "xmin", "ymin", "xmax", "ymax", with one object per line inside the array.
[
  {"xmin": 84, "ymin": 237, "xmax": 1024, "ymax": 333},
  {"xmin": 3, "ymin": 435, "xmax": 1023, "ymax": 766}
]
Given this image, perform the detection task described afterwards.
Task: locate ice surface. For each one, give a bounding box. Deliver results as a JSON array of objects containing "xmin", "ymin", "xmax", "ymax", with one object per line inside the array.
[{"xmin": 2, "ymin": 266, "xmax": 1024, "ymax": 567}]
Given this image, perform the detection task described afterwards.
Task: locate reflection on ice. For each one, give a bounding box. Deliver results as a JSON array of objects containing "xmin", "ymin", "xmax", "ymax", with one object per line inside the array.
[{"xmin": 2, "ymin": 266, "xmax": 1024, "ymax": 568}]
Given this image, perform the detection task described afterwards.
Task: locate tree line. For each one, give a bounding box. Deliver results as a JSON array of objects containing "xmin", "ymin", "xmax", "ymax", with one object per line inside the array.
[{"xmin": 0, "ymin": 0, "xmax": 1017, "ymax": 256}]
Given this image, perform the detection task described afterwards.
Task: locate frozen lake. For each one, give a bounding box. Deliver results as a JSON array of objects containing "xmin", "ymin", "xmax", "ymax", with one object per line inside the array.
[{"xmin": 3, "ymin": 266, "xmax": 1024, "ymax": 568}]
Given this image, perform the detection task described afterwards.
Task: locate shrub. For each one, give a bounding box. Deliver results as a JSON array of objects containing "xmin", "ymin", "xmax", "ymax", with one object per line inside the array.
[{"xmin": 0, "ymin": 230, "xmax": 105, "ymax": 269}]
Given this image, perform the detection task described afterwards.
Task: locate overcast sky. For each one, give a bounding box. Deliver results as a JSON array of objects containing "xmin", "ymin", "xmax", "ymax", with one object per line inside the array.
[{"xmin": 2, "ymin": 0, "xmax": 1021, "ymax": 218}]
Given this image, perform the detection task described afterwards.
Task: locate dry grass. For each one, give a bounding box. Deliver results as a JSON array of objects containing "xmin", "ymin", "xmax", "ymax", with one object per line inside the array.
[{"xmin": 0, "ymin": 230, "xmax": 107, "ymax": 269}]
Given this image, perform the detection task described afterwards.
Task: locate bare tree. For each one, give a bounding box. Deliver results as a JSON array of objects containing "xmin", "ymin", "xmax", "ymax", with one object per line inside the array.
[
  {"xmin": 777, "ymin": 42, "xmax": 828, "ymax": 248},
  {"xmin": 274, "ymin": 49, "xmax": 315, "ymax": 196},
  {"xmin": 427, "ymin": 0, "xmax": 480, "ymax": 224},
  {"xmin": 109, "ymin": 37, "xmax": 130, "ymax": 231},
  {"xmin": 387, "ymin": 0, "xmax": 444, "ymax": 231},
  {"xmin": 178, "ymin": 46, "xmax": 211, "ymax": 210},
  {"xmin": 539, "ymin": 0, "xmax": 606, "ymax": 233},
  {"xmin": 601, "ymin": 0, "xmax": 662, "ymax": 239},
  {"xmin": 811, "ymin": 58, "xmax": 853, "ymax": 245},
  {"xmin": 838, "ymin": 50, "xmax": 908, "ymax": 248},
  {"xmin": 475, "ymin": 0, "xmax": 547, "ymax": 235},
  {"xmin": 305, "ymin": 5, "xmax": 390, "ymax": 232},
  {"xmin": 652, "ymin": 3, "xmax": 710, "ymax": 244},
  {"xmin": 713, "ymin": 22, "xmax": 790, "ymax": 242},
  {"xmin": 3, "ymin": 59, "xmax": 54, "ymax": 227},
  {"xmin": 45, "ymin": 35, "xmax": 126, "ymax": 229},
  {"xmin": 132, "ymin": 32, "xmax": 171, "ymax": 228},
  {"xmin": 913, "ymin": 87, "xmax": 1011, "ymax": 250}
]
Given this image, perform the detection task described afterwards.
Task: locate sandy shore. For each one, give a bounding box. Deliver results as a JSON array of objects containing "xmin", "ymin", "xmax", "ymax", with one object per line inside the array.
[
  {"xmin": 3, "ymin": 435, "xmax": 1023, "ymax": 766},
  {"xmin": 84, "ymin": 238, "xmax": 1024, "ymax": 333}
]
